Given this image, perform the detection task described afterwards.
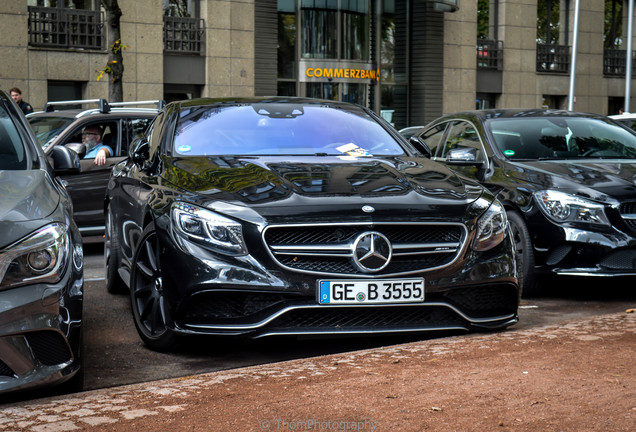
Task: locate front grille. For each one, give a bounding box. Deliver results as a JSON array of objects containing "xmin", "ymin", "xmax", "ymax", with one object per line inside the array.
[
  {"xmin": 263, "ymin": 222, "xmax": 467, "ymax": 276},
  {"xmin": 0, "ymin": 359, "xmax": 14, "ymax": 377},
  {"xmin": 267, "ymin": 305, "xmax": 465, "ymax": 331},
  {"xmin": 25, "ymin": 331, "xmax": 72, "ymax": 366}
]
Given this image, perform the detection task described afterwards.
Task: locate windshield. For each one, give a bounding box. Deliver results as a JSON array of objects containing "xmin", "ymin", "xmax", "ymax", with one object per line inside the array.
[
  {"xmin": 173, "ymin": 103, "xmax": 406, "ymax": 157},
  {"xmin": 28, "ymin": 116, "xmax": 75, "ymax": 150},
  {"xmin": 0, "ymin": 106, "xmax": 27, "ymax": 170},
  {"xmin": 487, "ymin": 117, "xmax": 636, "ymax": 160}
]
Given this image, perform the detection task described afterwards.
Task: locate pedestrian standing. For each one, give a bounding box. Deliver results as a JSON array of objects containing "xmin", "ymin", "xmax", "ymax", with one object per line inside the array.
[{"xmin": 9, "ymin": 87, "xmax": 33, "ymax": 115}]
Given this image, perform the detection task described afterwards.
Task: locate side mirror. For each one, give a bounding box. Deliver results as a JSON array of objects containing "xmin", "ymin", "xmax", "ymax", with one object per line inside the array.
[
  {"xmin": 446, "ymin": 147, "xmax": 486, "ymax": 167},
  {"xmin": 65, "ymin": 142, "xmax": 86, "ymax": 159},
  {"xmin": 129, "ymin": 137, "xmax": 150, "ymax": 165},
  {"xmin": 408, "ymin": 136, "xmax": 432, "ymax": 158},
  {"xmin": 50, "ymin": 145, "xmax": 81, "ymax": 175}
]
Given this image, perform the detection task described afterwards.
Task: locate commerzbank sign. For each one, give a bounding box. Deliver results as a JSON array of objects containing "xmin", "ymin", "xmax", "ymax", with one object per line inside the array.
[{"xmin": 299, "ymin": 61, "xmax": 380, "ymax": 83}]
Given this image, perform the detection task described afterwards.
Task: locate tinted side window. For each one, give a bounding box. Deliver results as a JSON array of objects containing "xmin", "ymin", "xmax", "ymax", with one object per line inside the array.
[
  {"xmin": 418, "ymin": 123, "xmax": 448, "ymax": 157},
  {"xmin": 123, "ymin": 117, "xmax": 154, "ymax": 155},
  {"xmin": 440, "ymin": 121, "xmax": 484, "ymax": 160}
]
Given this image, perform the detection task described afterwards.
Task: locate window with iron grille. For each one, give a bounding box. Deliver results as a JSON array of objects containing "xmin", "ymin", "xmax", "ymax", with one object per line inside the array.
[
  {"xmin": 163, "ymin": 0, "xmax": 205, "ymax": 55},
  {"xmin": 28, "ymin": 6, "xmax": 104, "ymax": 50},
  {"xmin": 536, "ymin": 0, "xmax": 571, "ymax": 74},
  {"xmin": 163, "ymin": 16, "xmax": 205, "ymax": 55},
  {"xmin": 477, "ymin": 39, "xmax": 503, "ymax": 71},
  {"xmin": 536, "ymin": 44, "xmax": 570, "ymax": 74},
  {"xmin": 603, "ymin": 49, "xmax": 636, "ymax": 76}
]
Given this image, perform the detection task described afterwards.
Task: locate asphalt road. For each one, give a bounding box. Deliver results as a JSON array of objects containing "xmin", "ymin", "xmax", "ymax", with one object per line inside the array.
[{"xmin": 80, "ymin": 241, "xmax": 636, "ymax": 393}]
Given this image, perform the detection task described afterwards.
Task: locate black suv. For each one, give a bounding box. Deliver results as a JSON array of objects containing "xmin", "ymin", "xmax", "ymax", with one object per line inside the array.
[{"xmin": 28, "ymin": 99, "xmax": 162, "ymax": 237}]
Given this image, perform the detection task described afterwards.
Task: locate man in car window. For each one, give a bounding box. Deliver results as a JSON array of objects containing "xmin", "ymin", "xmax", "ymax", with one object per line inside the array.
[{"xmin": 82, "ymin": 125, "xmax": 112, "ymax": 166}]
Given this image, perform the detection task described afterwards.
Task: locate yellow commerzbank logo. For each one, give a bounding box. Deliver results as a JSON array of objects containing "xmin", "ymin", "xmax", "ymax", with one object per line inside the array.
[{"xmin": 306, "ymin": 67, "xmax": 380, "ymax": 81}]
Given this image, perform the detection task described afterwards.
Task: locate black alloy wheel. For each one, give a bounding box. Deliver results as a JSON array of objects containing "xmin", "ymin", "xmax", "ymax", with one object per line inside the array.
[
  {"xmin": 130, "ymin": 223, "xmax": 178, "ymax": 351},
  {"xmin": 507, "ymin": 210, "xmax": 538, "ymax": 298},
  {"xmin": 104, "ymin": 205, "xmax": 127, "ymax": 294}
]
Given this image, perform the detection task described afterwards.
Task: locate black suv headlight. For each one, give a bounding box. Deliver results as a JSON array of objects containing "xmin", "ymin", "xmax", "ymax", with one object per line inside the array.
[
  {"xmin": 0, "ymin": 223, "xmax": 70, "ymax": 290},
  {"xmin": 171, "ymin": 202, "xmax": 248, "ymax": 256},
  {"xmin": 474, "ymin": 199, "xmax": 508, "ymax": 252}
]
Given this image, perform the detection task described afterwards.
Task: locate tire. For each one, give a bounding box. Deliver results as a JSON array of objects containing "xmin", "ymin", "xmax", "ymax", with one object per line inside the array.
[
  {"xmin": 104, "ymin": 205, "xmax": 127, "ymax": 294},
  {"xmin": 129, "ymin": 222, "xmax": 179, "ymax": 351},
  {"xmin": 507, "ymin": 210, "xmax": 539, "ymax": 298}
]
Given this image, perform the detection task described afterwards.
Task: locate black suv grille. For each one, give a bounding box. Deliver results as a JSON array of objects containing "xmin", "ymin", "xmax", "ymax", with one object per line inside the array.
[{"xmin": 263, "ymin": 222, "xmax": 467, "ymax": 277}]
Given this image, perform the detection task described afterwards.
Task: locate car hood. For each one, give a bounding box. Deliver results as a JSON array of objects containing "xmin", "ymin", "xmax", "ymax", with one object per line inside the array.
[
  {"xmin": 161, "ymin": 156, "xmax": 486, "ymax": 220},
  {"xmin": 507, "ymin": 159, "xmax": 636, "ymax": 201},
  {"xmin": 0, "ymin": 170, "xmax": 61, "ymax": 248}
]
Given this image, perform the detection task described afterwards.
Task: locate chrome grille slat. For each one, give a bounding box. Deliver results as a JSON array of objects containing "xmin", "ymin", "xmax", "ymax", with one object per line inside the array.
[{"xmin": 262, "ymin": 222, "xmax": 467, "ymax": 277}]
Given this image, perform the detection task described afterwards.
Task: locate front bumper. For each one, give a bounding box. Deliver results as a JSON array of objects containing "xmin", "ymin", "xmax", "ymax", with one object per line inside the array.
[
  {"xmin": 529, "ymin": 214, "xmax": 636, "ymax": 277},
  {"xmin": 173, "ymin": 284, "xmax": 519, "ymax": 338},
  {"xmin": 0, "ymin": 269, "xmax": 83, "ymax": 394},
  {"xmin": 157, "ymin": 226, "xmax": 519, "ymax": 339}
]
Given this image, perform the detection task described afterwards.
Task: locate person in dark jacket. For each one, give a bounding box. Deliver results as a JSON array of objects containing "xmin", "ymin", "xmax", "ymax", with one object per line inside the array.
[{"xmin": 9, "ymin": 87, "xmax": 33, "ymax": 115}]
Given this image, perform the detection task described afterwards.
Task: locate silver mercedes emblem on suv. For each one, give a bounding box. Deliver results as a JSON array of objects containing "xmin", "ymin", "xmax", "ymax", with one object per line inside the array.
[
  {"xmin": 352, "ymin": 231, "xmax": 392, "ymax": 273},
  {"xmin": 362, "ymin": 205, "xmax": 375, "ymax": 213}
]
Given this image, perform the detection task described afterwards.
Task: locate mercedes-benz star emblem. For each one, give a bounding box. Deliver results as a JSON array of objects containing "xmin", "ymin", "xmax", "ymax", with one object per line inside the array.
[
  {"xmin": 352, "ymin": 231, "xmax": 392, "ymax": 273},
  {"xmin": 362, "ymin": 205, "xmax": 375, "ymax": 213}
]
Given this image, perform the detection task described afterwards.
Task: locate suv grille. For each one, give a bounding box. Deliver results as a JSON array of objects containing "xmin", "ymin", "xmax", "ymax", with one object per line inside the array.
[{"xmin": 263, "ymin": 222, "xmax": 467, "ymax": 277}]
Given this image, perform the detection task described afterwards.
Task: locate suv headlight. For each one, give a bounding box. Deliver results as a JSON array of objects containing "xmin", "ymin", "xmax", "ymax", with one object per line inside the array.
[
  {"xmin": 474, "ymin": 199, "xmax": 507, "ymax": 252},
  {"xmin": 0, "ymin": 223, "xmax": 70, "ymax": 290},
  {"xmin": 534, "ymin": 190, "xmax": 610, "ymax": 226},
  {"xmin": 171, "ymin": 202, "xmax": 248, "ymax": 256}
]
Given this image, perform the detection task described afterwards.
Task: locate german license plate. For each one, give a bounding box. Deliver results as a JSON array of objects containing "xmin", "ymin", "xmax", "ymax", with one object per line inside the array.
[{"xmin": 318, "ymin": 279, "xmax": 425, "ymax": 304}]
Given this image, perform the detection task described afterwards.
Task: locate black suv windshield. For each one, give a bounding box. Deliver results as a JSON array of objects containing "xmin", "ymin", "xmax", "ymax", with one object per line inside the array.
[
  {"xmin": 488, "ymin": 117, "xmax": 636, "ymax": 160},
  {"xmin": 174, "ymin": 103, "xmax": 405, "ymax": 157},
  {"xmin": 29, "ymin": 116, "xmax": 75, "ymax": 150}
]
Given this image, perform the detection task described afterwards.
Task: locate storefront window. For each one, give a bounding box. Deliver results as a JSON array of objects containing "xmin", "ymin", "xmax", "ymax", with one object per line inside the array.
[
  {"xmin": 342, "ymin": 83, "xmax": 366, "ymax": 105},
  {"xmin": 306, "ymin": 82, "xmax": 340, "ymax": 100},
  {"xmin": 341, "ymin": 0, "xmax": 369, "ymax": 60},
  {"xmin": 301, "ymin": 0, "xmax": 338, "ymax": 59}
]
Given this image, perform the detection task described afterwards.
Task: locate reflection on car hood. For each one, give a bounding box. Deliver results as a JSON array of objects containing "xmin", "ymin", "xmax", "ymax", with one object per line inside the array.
[
  {"xmin": 0, "ymin": 170, "xmax": 60, "ymax": 246},
  {"xmin": 509, "ymin": 160, "xmax": 636, "ymax": 200},
  {"xmin": 162, "ymin": 156, "xmax": 483, "ymax": 217}
]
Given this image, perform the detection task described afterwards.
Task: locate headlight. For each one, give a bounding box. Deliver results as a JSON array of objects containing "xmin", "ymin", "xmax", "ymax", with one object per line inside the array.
[
  {"xmin": 0, "ymin": 223, "xmax": 70, "ymax": 290},
  {"xmin": 474, "ymin": 199, "xmax": 507, "ymax": 252},
  {"xmin": 171, "ymin": 202, "xmax": 248, "ymax": 256},
  {"xmin": 534, "ymin": 190, "xmax": 610, "ymax": 226}
]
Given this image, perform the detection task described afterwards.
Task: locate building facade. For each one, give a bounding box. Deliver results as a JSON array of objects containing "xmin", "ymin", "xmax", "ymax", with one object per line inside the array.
[{"xmin": 0, "ymin": 0, "xmax": 633, "ymax": 131}]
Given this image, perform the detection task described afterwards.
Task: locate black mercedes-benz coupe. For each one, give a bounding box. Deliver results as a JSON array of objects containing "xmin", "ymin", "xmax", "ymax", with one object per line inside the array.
[
  {"xmin": 402, "ymin": 109, "xmax": 636, "ymax": 296},
  {"xmin": 105, "ymin": 97, "xmax": 519, "ymax": 351}
]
